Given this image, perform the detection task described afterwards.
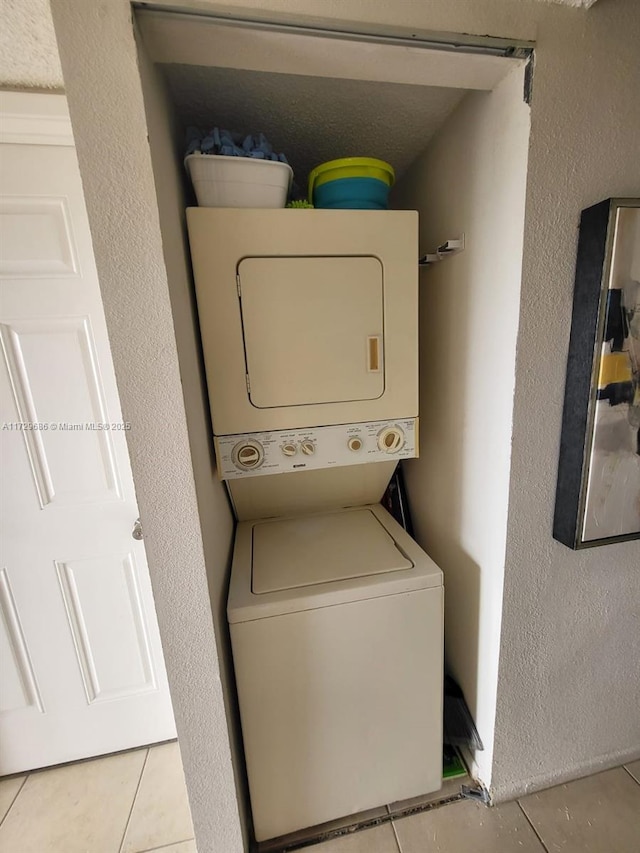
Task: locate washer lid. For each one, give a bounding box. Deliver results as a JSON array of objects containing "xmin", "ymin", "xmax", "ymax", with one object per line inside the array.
[
  {"xmin": 228, "ymin": 504, "xmax": 443, "ymax": 623},
  {"xmin": 252, "ymin": 509, "xmax": 413, "ymax": 594}
]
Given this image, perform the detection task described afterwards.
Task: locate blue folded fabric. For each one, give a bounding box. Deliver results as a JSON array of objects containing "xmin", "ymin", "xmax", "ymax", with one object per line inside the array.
[{"xmin": 185, "ymin": 126, "xmax": 289, "ymax": 165}]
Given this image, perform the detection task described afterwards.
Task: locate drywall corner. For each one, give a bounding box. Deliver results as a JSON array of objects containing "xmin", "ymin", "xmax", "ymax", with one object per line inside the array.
[
  {"xmin": 490, "ymin": 0, "xmax": 640, "ymax": 802},
  {"xmin": 394, "ymin": 63, "xmax": 530, "ymax": 789},
  {"xmin": 48, "ymin": 1, "xmax": 244, "ymax": 850},
  {"xmin": 134, "ymin": 22, "xmax": 251, "ymax": 847}
]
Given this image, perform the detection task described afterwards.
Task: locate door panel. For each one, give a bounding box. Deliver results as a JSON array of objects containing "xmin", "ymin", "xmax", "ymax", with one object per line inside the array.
[
  {"xmin": 0, "ymin": 196, "xmax": 78, "ymax": 278},
  {"xmin": 0, "ymin": 99, "xmax": 175, "ymax": 775},
  {"xmin": 239, "ymin": 256, "xmax": 384, "ymax": 408},
  {"xmin": 0, "ymin": 569, "xmax": 43, "ymax": 714},
  {"xmin": 56, "ymin": 554, "xmax": 156, "ymax": 703},
  {"xmin": 1, "ymin": 317, "xmax": 120, "ymax": 506}
]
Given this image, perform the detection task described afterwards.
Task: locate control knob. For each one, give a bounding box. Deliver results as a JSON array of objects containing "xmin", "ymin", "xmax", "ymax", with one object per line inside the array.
[
  {"xmin": 348, "ymin": 436, "xmax": 363, "ymax": 452},
  {"xmin": 377, "ymin": 425, "xmax": 405, "ymax": 454},
  {"xmin": 232, "ymin": 440, "xmax": 264, "ymax": 470},
  {"xmin": 281, "ymin": 442, "xmax": 297, "ymax": 457},
  {"xmin": 300, "ymin": 440, "xmax": 316, "ymax": 456}
]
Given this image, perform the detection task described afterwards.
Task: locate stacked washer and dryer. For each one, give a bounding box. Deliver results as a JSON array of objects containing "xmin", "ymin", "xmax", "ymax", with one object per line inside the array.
[{"xmin": 187, "ymin": 209, "xmax": 444, "ymax": 842}]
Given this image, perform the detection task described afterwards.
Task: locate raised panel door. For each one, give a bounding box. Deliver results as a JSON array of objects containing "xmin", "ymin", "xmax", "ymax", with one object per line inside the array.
[{"xmin": 0, "ymin": 96, "xmax": 175, "ymax": 774}]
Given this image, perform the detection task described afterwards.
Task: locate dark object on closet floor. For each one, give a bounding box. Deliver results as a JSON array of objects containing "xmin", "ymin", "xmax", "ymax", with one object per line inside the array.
[
  {"xmin": 381, "ymin": 463, "xmax": 414, "ymax": 536},
  {"xmin": 444, "ymin": 675, "xmax": 483, "ymax": 751},
  {"xmin": 443, "ymin": 743, "xmax": 467, "ymax": 779}
]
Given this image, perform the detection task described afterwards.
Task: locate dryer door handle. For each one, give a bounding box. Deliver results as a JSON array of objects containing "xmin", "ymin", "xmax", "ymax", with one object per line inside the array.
[{"xmin": 367, "ymin": 336, "xmax": 382, "ymax": 372}]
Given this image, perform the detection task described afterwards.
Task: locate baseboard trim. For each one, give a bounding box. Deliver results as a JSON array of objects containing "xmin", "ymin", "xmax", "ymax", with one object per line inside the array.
[{"xmin": 490, "ymin": 745, "xmax": 640, "ymax": 803}]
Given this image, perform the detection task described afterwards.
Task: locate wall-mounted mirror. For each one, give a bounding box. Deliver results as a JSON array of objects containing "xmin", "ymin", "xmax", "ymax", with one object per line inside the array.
[{"xmin": 555, "ymin": 198, "xmax": 640, "ymax": 549}]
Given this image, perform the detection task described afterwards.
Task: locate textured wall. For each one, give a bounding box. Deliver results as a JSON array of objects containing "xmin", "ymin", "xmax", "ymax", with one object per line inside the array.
[
  {"xmin": 394, "ymin": 65, "xmax": 530, "ymax": 788},
  {"xmin": 118, "ymin": 0, "xmax": 544, "ymax": 41},
  {"xmin": 492, "ymin": 0, "xmax": 640, "ymax": 800},
  {"xmin": 0, "ymin": 0, "xmax": 63, "ymax": 88},
  {"xmin": 48, "ymin": 2, "xmax": 244, "ymax": 851},
  {"xmin": 6, "ymin": 0, "xmax": 639, "ymax": 845},
  {"xmin": 188, "ymin": 0, "xmax": 640, "ymax": 803},
  {"xmin": 135, "ymin": 32, "xmax": 250, "ymax": 847}
]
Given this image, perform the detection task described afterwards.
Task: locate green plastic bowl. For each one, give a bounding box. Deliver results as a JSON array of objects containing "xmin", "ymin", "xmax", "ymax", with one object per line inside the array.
[{"xmin": 308, "ymin": 157, "xmax": 395, "ymax": 202}]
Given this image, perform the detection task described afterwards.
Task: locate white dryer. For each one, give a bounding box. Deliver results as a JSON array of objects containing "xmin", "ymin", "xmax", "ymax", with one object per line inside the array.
[
  {"xmin": 186, "ymin": 208, "xmax": 419, "ymax": 436},
  {"xmin": 228, "ymin": 504, "xmax": 444, "ymax": 842}
]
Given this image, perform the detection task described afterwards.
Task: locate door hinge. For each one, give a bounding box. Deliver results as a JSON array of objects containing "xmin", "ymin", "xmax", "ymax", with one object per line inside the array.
[{"xmin": 236, "ymin": 274, "xmax": 242, "ymax": 297}]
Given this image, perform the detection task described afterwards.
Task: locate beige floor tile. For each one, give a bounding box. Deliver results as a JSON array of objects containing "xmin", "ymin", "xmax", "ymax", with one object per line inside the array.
[
  {"xmin": 393, "ymin": 799, "xmax": 545, "ymax": 853},
  {"xmin": 311, "ymin": 823, "xmax": 399, "ymax": 853},
  {"xmin": 624, "ymin": 759, "xmax": 640, "ymax": 784},
  {"xmin": 122, "ymin": 742, "xmax": 194, "ymax": 853},
  {"xmin": 0, "ymin": 776, "xmax": 26, "ymax": 823},
  {"xmin": 519, "ymin": 767, "xmax": 640, "ymax": 853},
  {"xmin": 146, "ymin": 842, "xmax": 197, "ymax": 853},
  {"xmin": 387, "ymin": 776, "xmax": 465, "ymax": 815},
  {"xmin": 0, "ymin": 750, "xmax": 146, "ymax": 853},
  {"xmin": 258, "ymin": 806, "xmax": 389, "ymax": 852}
]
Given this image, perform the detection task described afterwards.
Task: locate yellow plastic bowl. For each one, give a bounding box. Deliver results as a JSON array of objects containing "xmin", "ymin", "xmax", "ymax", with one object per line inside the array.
[{"xmin": 308, "ymin": 157, "xmax": 395, "ymax": 200}]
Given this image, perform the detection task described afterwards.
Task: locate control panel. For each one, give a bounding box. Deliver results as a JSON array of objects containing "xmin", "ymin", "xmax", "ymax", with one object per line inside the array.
[{"xmin": 215, "ymin": 419, "xmax": 418, "ymax": 480}]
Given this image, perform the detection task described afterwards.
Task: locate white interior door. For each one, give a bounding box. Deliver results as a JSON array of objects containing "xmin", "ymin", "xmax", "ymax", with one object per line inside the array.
[{"xmin": 0, "ymin": 93, "xmax": 176, "ymax": 775}]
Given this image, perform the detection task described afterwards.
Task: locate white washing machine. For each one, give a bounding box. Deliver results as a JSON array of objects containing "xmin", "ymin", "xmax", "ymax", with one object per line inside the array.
[
  {"xmin": 228, "ymin": 504, "xmax": 443, "ymax": 842},
  {"xmin": 186, "ymin": 209, "xmax": 444, "ymax": 842}
]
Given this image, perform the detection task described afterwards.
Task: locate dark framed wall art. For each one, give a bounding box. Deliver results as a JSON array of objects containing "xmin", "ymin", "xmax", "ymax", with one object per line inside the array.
[{"xmin": 554, "ymin": 198, "xmax": 640, "ymax": 549}]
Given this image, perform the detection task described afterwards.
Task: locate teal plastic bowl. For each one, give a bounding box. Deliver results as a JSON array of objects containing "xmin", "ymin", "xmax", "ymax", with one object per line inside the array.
[{"xmin": 313, "ymin": 176, "xmax": 390, "ymax": 209}]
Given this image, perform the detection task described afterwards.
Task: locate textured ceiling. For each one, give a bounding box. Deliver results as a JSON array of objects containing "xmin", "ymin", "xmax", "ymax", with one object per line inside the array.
[{"xmin": 162, "ymin": 64, "xmax": 467, "ymax": 192}]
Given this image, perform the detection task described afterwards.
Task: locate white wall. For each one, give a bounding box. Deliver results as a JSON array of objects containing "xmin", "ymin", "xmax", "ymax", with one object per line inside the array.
[
  {"xmin": 492, "ymin": 1, "xmax": 640, "ymax": 799},
  {"xmin": 393, "ymin": 65, "xmax": 530, "ymax": 788},
  {"xmin": 207, "ymin": 0, "xmax": 637, "ymax": 803},
  {"xmin": 45, "ymin": 2, "xmax": 244, "ymax": 851},
  {"xmin": 0, "ymin": 0, "xmax": 62, "ymax": 89},
  {"xmin": 3, "ymin": 0, "xmax": 639, "ymax": 846},
  {"xmin": 130, "ymin": 0, "xmax": 640, "ymax": 806},
  {"xmin": 134, "ymin": 32, "xmax": 251, "ymax": 845}
]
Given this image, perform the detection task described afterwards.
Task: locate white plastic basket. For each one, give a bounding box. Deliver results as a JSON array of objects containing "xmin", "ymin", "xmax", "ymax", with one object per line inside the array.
[{"xmin": 185, "ymin": 153, "xmax": 293, "ymax": 208}]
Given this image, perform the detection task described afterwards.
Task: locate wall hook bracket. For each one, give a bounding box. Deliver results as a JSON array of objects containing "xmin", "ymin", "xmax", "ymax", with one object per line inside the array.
[
  {"xmin": 461, "ymin": 782, "xmax": 491, "ymax": 805},
  {"xmin": 419, "ymin": 236, "xmax": 465, "ymax": 267}
]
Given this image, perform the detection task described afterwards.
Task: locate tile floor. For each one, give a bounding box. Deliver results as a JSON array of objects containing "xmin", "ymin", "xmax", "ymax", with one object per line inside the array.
[
  {"xmin": 1, "ymin": 748, "xmax": 639, "ymax": 853},
  {"xmin": 310, "ymin": 761, "xmax": 640, "ymax": 853},
  {"xmin": 0, "ymin": 742, "xmax": 195, "ymax": 853}
]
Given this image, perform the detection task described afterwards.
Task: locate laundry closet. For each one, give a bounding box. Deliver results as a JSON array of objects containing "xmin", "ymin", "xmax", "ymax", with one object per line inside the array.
[{"xmin": 135, "ymin": 8, "xmax": 531, "ymax": 846}]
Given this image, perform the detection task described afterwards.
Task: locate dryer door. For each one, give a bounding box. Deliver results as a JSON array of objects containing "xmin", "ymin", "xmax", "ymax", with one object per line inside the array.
[{"xmin": 239, "ymin": 256, "xmax": 384, "ymax": 409}]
